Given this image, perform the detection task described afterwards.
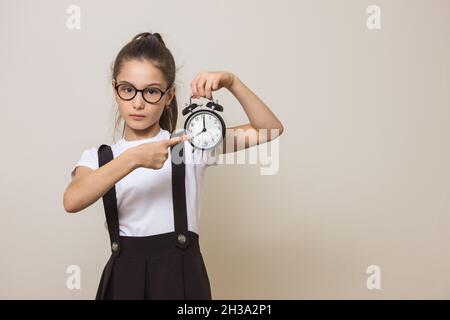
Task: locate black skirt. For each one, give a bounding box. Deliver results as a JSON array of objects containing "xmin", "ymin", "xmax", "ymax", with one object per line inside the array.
[{"xmin": 96, "ymin": 231, "xmax": 212, "ymax": 300}]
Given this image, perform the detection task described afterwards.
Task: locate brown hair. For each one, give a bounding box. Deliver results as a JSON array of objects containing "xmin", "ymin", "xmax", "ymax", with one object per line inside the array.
[{"xmin": 111, "ymin": 32, "xmax": 179, "ymax": 142}]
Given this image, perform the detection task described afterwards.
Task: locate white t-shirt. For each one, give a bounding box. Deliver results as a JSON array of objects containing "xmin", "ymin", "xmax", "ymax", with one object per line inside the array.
[{"xmin": 70, "ymin": 128, "xmax": 219, "ymax": 237}]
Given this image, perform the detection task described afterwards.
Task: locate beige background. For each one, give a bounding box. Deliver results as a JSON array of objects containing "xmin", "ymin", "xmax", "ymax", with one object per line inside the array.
[{"xmin": 0, "ymin": 0, "xmax": 449, "ymax": 299}]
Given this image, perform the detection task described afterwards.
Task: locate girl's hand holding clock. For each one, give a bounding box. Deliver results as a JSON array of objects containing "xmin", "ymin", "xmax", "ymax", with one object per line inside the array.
[{"xmin": 191, "ymin": 71, "xmax": 236, "ymax": 99}]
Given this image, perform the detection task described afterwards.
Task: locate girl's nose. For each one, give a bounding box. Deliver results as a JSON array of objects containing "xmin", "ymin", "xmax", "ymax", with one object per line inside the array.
[{"xmin": 132, "ymin": 92, "xmax": 146, "ymax": 108}]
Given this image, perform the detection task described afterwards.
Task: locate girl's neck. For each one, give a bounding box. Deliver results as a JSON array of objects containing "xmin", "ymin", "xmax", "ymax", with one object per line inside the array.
[{"xmin": 123, "ymin": 123, "xmax": 161, "ymax": 142}]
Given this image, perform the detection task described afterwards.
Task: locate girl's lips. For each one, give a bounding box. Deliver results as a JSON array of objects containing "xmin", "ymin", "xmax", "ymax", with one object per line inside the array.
[{"xmin": 130, "ymin": 115, "xmax": 145, "ymax": 121}]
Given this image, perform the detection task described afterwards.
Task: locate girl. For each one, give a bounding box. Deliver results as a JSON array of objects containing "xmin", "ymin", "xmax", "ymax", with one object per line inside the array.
[{"xmin": 63, "ymin": 31, "xmax": 284, "ymax": 300}]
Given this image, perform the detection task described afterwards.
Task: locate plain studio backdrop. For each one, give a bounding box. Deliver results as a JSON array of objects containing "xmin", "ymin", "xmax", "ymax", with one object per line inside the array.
[{"xmin": 0, "ymin": 0, "xmax": 449, "ymax": 299}]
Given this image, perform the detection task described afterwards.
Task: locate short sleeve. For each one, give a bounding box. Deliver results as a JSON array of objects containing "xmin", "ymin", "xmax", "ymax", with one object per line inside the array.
[{"xmin": 70, "ymin": 147, "xmax": 99, "ymax": 179}]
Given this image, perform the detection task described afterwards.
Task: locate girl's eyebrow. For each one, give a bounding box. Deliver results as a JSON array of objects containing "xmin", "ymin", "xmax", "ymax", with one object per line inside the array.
[{"xmin": 117, "ymin": 80, "xmax": 163, "ymax": 88}]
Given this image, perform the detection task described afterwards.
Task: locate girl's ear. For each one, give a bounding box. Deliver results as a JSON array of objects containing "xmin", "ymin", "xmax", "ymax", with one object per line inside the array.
[
  {"xmin": 112, "ymin": 80, "xmax": 117, "ymax": 96},
  {"xmin": 166, "ymin": 86, "xmax": 176, "ymax": 105}
]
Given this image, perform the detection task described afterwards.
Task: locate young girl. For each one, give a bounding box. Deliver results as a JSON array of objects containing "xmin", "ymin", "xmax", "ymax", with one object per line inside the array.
[{"xmin": 63, "ymin": 32, "xmax": 284, "ymax": 300}]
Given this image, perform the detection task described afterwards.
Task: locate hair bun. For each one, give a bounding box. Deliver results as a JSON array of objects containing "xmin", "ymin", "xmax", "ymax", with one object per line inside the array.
[
  {"xmin": 132, "ymin": 32, "xmax": 151, "ymax": 41},
  {"xmin": 152, "ymin": 33, "xmax": 166, "ymax": 46},
  {"xmin": 132, "ymin": 32, "xmax": 166, "ymax": 46}
]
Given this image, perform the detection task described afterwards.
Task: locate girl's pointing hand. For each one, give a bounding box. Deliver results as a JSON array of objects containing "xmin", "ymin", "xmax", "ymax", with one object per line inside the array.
[
  {"xmin": 191, "ymin": 71, "xmax": 235, "ymax": 100},
  {"xmin": 133, "ymin": 135, "xmax": 189, "ymax": 170}
]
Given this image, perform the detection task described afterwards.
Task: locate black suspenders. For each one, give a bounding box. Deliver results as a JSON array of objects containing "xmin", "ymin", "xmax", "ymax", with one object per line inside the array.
[
  {"xmin": 171, "ymin": 142, "xmax": 190, "ymax": 249},
  {"xmin": 98, "ymin": 145, "xmax": 121, "ymax": 256},
  {"xmin": 96, "ymin": 139, "xmax": 189, "ymax": 298},
  {"xmin": 98, "ymin": 140, "xmax": 190, "ymax": 250}
]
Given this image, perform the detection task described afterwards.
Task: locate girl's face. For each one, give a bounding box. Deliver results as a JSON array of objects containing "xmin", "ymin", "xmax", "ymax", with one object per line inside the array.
[{"xmin": 113, "ymin": 59, "xmax": 175, "ymax": 134}]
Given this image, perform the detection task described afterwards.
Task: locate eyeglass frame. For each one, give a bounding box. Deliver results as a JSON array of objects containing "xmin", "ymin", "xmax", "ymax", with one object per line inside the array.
[{"xmin": 113, "ymin": 79, "xmax": 171, "ymax": 105}]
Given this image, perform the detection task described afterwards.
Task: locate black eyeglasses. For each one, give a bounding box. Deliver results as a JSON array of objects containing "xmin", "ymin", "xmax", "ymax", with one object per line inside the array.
[{"xmin": 114, "ymin": 81, "xmax": 170, "ymax": 104}]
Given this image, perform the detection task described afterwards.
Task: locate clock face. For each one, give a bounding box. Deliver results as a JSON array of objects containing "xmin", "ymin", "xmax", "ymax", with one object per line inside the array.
[{"xmin": 184, "ymin": 110, "xmax": 224, "ymax": 150}]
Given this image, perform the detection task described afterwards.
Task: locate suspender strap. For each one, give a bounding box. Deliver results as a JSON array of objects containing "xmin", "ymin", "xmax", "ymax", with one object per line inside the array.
[
  {"xmin": 171, "ymin": 139, "xmax": 190, "ymax": 249},
  {"xmin": 98, "ymin": 144, "xmax": 121, "ymax": 256}
]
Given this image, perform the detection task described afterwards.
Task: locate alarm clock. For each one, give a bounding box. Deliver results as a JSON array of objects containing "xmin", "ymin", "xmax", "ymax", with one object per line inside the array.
[{"xmin": 182, "ymin": 95, "xmax": 226, "ymax": 151}]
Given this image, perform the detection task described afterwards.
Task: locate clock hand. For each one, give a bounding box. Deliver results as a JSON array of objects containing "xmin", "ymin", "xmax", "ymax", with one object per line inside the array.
[
  {"xmin": 195, "ymin": 130, "xmax": 204, "ymax": 137},
  {"xmin": 202, "ymin": 115, "xmax": 206, "ymax": 130}
]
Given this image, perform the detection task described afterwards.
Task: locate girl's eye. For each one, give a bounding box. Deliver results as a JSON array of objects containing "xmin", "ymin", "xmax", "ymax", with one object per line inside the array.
[
  {"xmin": 145, "ymin": 88, "xmax": 158, "ymax": 95},
  {"xmin": 119, "ymin": 85, "xmax": 134, "ymax": 94}
]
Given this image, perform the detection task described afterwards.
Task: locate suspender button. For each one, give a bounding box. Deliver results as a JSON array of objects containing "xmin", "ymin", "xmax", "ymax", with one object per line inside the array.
[
  {"xmin": 111, "ymin": 242, "xmax": 119, "ymax": 252},
  {"xmin": 177, "ymin": 234, "xmax": 187, "ymax": 245}
]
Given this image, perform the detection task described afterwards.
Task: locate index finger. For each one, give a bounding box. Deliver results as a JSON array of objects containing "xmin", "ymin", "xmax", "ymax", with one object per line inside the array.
[{"xmin": 162, "ymin": 135, "xmax": 189, "ymax": 147}]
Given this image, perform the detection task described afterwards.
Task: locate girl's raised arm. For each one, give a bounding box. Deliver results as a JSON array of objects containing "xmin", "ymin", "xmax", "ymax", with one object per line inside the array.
[{"xmin": 191, "ymin": 71, "xmax": 284, "ymax": 154}]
